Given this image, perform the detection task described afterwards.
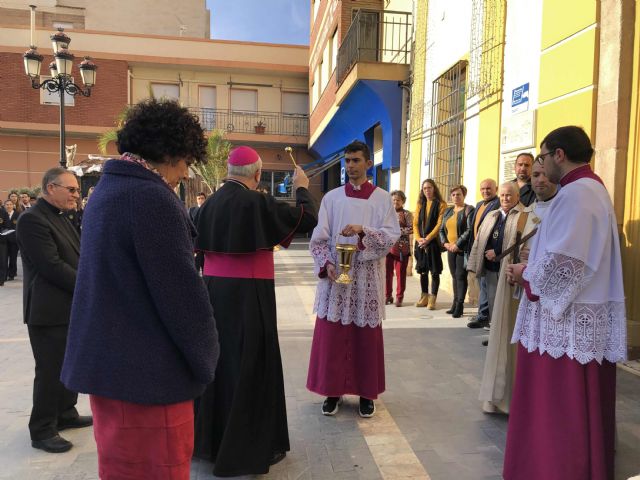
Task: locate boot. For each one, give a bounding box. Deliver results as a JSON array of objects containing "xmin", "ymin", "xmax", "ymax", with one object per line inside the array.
[
  {"xmin": 446, "ymin": 301, "xmax": 456, "ymax": 314},
  {"xmin": 416, "ymin": 293, "xmax": 429, "ymax": 307},
  {"xmin": 427, "ymin": 294, "xmax": 437, "ymax": 310},
  {"xmin": 395, "ymin": 296, "xmax": 403, "ymax": 307},
  {"xmin": 452, "ymin": 300, "xmax": 464, "ymax": 318}
]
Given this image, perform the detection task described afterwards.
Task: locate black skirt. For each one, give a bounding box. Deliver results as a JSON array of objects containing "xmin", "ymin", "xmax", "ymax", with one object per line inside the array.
[
  {"xmin": 414, "ymin": 240, "xmax": 443, "ymax": 275},
  {"xmin": 194, "ymin": 276, "xmax": 290, "ymax": 477}
]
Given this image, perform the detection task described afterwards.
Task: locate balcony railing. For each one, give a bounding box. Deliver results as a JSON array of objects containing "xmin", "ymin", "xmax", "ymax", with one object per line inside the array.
[
  {"xmin": 336, "ymin": 10, "xmax": 412, "ymax": 86},
  {"xmin": 189, "ymin": 108, "xmax": 309, "ymax": 137}
]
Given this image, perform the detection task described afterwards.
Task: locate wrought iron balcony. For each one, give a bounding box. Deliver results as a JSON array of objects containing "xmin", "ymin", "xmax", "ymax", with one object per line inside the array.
[
  {"xmin": 189, "ymin": 108, "xmax": 309, "ymax": 137},
  {"xmin": 336, "ymin": 10, "xmax": 412, "ymax": 86}
]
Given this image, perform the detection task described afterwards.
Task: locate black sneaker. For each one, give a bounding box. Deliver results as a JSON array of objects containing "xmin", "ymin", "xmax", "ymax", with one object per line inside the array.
[
  {"xmin": 359, "ymin": 397, "xmax": 375, "ymax": 418},
  {"xmin": 322, "ymin": 396, "xmax": 342, "ymax": 416}
]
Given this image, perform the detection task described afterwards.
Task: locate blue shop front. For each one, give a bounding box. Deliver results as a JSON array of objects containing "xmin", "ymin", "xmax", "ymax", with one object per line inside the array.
[{"xmin": 309, "ymin": 79, "xmax": 404, "ymax": 193}]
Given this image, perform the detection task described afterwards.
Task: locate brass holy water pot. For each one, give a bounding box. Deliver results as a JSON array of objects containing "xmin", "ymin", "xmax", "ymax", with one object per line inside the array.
[{"xmin": 335, "ymin": 243, "xmax": 357, "ymax": 284}]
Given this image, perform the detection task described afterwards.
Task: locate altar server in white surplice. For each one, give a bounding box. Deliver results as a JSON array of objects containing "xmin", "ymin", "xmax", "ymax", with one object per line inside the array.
[
  {"xmin": 504, "ymin": 126, "xmax": 626, "ymax": 480},
  {"xmin": 307, "ymin": 141, "xmax": 400, "ymax": 419}
]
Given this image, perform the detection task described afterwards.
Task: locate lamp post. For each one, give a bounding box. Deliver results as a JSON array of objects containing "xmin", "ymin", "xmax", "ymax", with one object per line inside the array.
[{"xmin": 23, "ymin": 28, "xmax": 97, "ymax": 168}]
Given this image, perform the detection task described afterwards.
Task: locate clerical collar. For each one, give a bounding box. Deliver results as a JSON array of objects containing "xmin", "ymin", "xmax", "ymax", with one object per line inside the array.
[
  {"xmin": 345, "ymin": 181, "xmax": 375, "ymax": 199},
  {"xmin": 225, "ymin": 178, "xmax": 249, "ymax": 189},
  {"xmin": 41, "ymin": 197, "xmax": 65, "ymax": 215},
  {"xmin": 559, "ymin": 164, "xmax": 604, "ymax": 187}
]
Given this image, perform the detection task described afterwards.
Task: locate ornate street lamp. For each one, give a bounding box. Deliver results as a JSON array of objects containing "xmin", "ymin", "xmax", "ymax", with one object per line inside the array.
[{"xmin": 22, "ymin": 27, "xmax": 97, "ymax": 168}]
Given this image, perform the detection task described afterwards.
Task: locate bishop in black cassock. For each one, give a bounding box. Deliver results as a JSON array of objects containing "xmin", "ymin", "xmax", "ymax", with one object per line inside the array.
[{"xmin": 193, "ymin": 146, "xmax": 318, "ymax": 477}]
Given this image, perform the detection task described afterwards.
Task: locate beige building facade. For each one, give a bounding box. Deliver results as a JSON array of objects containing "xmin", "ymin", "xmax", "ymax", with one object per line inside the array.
[{"xmin": 0, "ymin": 0, "xmax": 211, "ymax": 38}]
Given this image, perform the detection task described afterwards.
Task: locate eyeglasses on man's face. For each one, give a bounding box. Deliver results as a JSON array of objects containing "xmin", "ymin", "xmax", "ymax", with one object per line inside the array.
[
  {"xmin": 51, "ymin": 183, "xmax": 80, "ymax": 195},
  {"xmin": 534, "ymin": 151, "xmax": 554, "ymax": 165}
]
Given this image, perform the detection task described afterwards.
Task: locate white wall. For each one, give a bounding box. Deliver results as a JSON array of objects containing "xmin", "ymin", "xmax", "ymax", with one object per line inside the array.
[
  {"xmin": 499, "ymin": 0, "xmax": 543, "ymax": 183},
  {"xmin": 419, "ymin": 0, "xmax": 474, "ymax": 188}
]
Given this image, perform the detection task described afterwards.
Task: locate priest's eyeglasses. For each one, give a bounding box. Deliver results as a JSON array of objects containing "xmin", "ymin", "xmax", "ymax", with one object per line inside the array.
[
  {"xmin": 51, "ymin": 183, "xmax": 81, "ymax": 194},
  {"xmin": 534, "ymin": 151, "xmax": 554, "ymax": 165}
]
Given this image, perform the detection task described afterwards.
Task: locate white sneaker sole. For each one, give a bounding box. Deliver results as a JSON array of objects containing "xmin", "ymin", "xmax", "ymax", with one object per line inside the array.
[
  {"xmin": 359, "ymin": 404, "xmax": 376, "ymax": 418},
  {"xmin": 321, "ymin": 397, "xmax": 343, "ymax": 416}
]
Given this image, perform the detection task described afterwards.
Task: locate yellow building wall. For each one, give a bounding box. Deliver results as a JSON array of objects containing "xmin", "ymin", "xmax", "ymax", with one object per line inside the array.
[
  {"xmin": 407, "ymin": 0, "xmax": 428, "ymax": 207},
  {"xmin": 622, "ymin": 5, "xmax": 640, "ymax": 359},
  {"xmin": 536, "ymin": 0, "xmax": 598, "ymax": 142},
  {"xmin": 541, "ymin": 0, "xmax": 597, "ymax": 49}
]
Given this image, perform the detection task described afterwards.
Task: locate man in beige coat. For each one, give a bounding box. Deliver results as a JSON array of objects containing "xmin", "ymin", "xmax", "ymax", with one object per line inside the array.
[{"xmin": 474, "ymin": 167, "xmax": 558, "ymax": 414}]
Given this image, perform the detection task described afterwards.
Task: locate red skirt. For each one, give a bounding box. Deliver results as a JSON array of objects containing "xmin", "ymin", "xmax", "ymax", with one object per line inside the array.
[
  {"xmin": 503, "ymin": 344, "xmax": 616, "ymax": 480},
  {"xmin": 306, "ymin": 317, "xmax": 385, "ymax": 400},
  {"xmin": 90, "ymin": 395, "xmax": 194, "ymax": 480}
]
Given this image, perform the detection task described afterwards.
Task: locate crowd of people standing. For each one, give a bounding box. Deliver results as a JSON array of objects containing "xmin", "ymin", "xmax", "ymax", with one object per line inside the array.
[{"xmin": 7, "ymin": 95, "xmax": 628, "ymax": 480}]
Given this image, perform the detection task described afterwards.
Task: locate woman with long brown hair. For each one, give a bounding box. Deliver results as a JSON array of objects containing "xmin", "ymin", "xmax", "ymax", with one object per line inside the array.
[{"xmin": 413, "ymin": 179, "xmax": 446, "ymax": 309}]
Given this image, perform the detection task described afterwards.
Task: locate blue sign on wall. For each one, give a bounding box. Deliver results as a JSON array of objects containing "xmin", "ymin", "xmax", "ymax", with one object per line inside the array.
[{"xmin": 511, "ymin": 83, "xmax": 529, "ymax": 114}]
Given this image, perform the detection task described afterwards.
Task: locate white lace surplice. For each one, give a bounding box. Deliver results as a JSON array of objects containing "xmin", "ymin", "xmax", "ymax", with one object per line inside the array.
[
  {"xmin": 310, "ymin": 186, "xmax": 400, "ymax": 328},
  {"xmin": 512, "ymin": 178, "xmax": 627, "ymax": 364}
]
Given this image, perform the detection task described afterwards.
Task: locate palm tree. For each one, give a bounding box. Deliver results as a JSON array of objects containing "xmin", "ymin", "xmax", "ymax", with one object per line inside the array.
[{"xmin": 191, "ymin": 129, "xmax": 232, "ymax": 193}]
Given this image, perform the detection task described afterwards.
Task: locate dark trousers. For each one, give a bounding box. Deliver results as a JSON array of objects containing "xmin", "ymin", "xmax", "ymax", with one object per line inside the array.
[
  {"xmin": 420, "ymin": 272, "xmax": 440, "ymax": 295},
  {"xmin": 0, "ymin": 241, "xmax": 7, "ymax": 282},
  {"xmin": 7, "ymin": 242, "xmax": 18, "ymax": 278},
  {"xmin": 447, "ymin": 252, "xmax": 468, "ymax": 303},
  {"xmin": 27, "ymin": 324, "xmax": 79, "ymax": 441},
  {"xmin": 385, "ymin": 253, "xmax": 409, "ymax": 300}
]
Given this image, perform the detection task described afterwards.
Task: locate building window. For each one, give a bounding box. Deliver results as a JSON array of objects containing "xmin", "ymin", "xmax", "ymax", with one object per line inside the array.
[
  {"xmin": 260, "ymin": 170, "xmax": 291, "ymax": 198},
  {"xmin": 282, "ymin": 92, "xmax": 309, "ymax": 116},
  {"xmin": 230, "ymin": 88, "xmax": 257, "ymax": 112},
  {"xmin": 314, "ymin": 65, "xmax": 321, "ymax": 105},
  {"xmin": 198, "ymin": 86, "xmax": 217, "ymax": 130},
  {"xmin": 311, "ymin": 80, "xmax": 317, "ymax": 110},
  {"xmin": 40, "ymin": 77, "xmax": 74, "ymax": 106},
  {"xmin": 151, "ymin": 83, "xmax": 179, "ymax": 100},
  {"xmin": 426, "ymin": 61, "xmax": 467, "ymax": 194},
  {"xmin": 331, "ymin": 28, "xmax": 338, "ymax": 74},
  {"xmin": 322, "ymin": 44, "xmax": 331, "ymax": 90}
]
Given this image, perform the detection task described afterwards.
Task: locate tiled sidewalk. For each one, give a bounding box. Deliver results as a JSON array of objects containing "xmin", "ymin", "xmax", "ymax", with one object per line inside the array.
[{"xmin": 1, "ymin": 242, "xmax": 639, "ymax": 479}]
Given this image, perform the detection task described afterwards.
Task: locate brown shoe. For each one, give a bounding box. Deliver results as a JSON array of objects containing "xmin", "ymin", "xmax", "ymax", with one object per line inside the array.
[
  {"xmin": 416, "ymin": 293, "xmax": 429, "ymax": 307},
  {"xmin": 427, "ymin": 294, "xmax": 437, "ymax": 310}
]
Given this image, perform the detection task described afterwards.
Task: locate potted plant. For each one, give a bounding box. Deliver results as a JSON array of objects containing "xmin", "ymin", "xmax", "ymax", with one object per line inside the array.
[{"xmin": 254, "ymin": 121, "xmax": 266, "ymax": 134}]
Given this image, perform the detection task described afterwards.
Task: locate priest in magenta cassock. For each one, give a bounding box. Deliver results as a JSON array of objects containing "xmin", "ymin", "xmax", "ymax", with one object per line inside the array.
[
  {"xmin": 504, "ymin": 126, "xmax": 627, "ymax": 480},
  {"xmin": 193, "ymin": 146, "xmax": 318, "ymax": 477},
  {"xmin": 307, "ymin": 140, "xmax": 400, "ymax": 418}
]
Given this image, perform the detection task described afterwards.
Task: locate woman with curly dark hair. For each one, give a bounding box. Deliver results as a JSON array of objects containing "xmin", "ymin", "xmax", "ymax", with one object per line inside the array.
[
  {"xmin": 61, "ymin": 98, "xmax": 219, "ymax": 480},
  {"xmin": 413, "ymin": 179, "xmax": 446, "ymax": 309}
]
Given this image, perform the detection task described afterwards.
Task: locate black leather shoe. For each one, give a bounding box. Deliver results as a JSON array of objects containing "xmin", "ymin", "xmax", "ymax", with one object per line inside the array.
[
  {"xmin": 269, "ymin": 451, "xmax": 287, "ymax": 466},
  {"xmin": 32, "ymin": 434, "xmax": 72, "ymax": 453},
  {"xmin": 58, "ymin": 415, "xmax": 93, "ymax": 431},
  {"xmin": 467, "ymin": 317, "xmax": 489, "ymax": 329},
  {"xmin": 445, "ymin": 302, "xmax": 456, "ymax": 314},
  {"xmin": 482, "ymin": 339, "xmax": 489, "ymax": 346},
  {"xmin": 452, "ymin": 301, "xmax": 464, "ymax": 318}
]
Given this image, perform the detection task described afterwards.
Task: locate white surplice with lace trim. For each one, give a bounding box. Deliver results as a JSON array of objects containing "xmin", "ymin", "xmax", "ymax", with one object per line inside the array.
[
  {"xmin": 310, "ymin": 186, "xmax": 400, "ymax": 328},
  {"xmin": 511, "ymin": 177, "xmax": 627, "ymax": 364}
]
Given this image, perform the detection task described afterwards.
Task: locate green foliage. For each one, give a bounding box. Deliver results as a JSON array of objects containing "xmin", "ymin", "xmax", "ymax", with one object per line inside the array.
[
  {"xmin": 190, "ymin": 129, "xmax": 232, "ymax": 194},
  {"xmin": 97, "ymin": 105, "xmax": 131, "ymax": 155}
]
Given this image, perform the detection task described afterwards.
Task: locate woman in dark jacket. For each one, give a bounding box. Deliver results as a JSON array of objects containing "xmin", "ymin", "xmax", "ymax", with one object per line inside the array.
[
  {"xmin": 61, "ymin": 99, "xmax": 219, "ymax": 480},
  {"xmin": 439, "ymin": 184, "xmax": 474, "ymax": 318},
  {"xmin": 413, "ymin": 179, "xmax": 447, "ymax": 309}
]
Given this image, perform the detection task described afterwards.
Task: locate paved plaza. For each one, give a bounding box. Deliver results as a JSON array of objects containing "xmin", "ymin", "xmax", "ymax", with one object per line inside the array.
[{"xmin": 1, "ymin": 240, "xmax": 639, "ymax": 479}]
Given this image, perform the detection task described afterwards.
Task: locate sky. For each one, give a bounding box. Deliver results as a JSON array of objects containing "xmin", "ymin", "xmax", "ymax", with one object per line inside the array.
[{"xmin": 205, "ymin": 0, "xmax": 310, "ymax": 45}]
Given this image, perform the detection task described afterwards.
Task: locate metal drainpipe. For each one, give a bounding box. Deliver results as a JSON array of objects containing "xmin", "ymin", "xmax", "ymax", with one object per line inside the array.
[{"xmin": 398, "ymin": 80, "xmax": 412, "ymax": 194}]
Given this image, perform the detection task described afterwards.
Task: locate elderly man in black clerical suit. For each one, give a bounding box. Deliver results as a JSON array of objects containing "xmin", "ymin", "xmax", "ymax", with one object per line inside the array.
[{"xmin": 16, "ymin": 167, "xmax": 92, "ymax": 454}]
